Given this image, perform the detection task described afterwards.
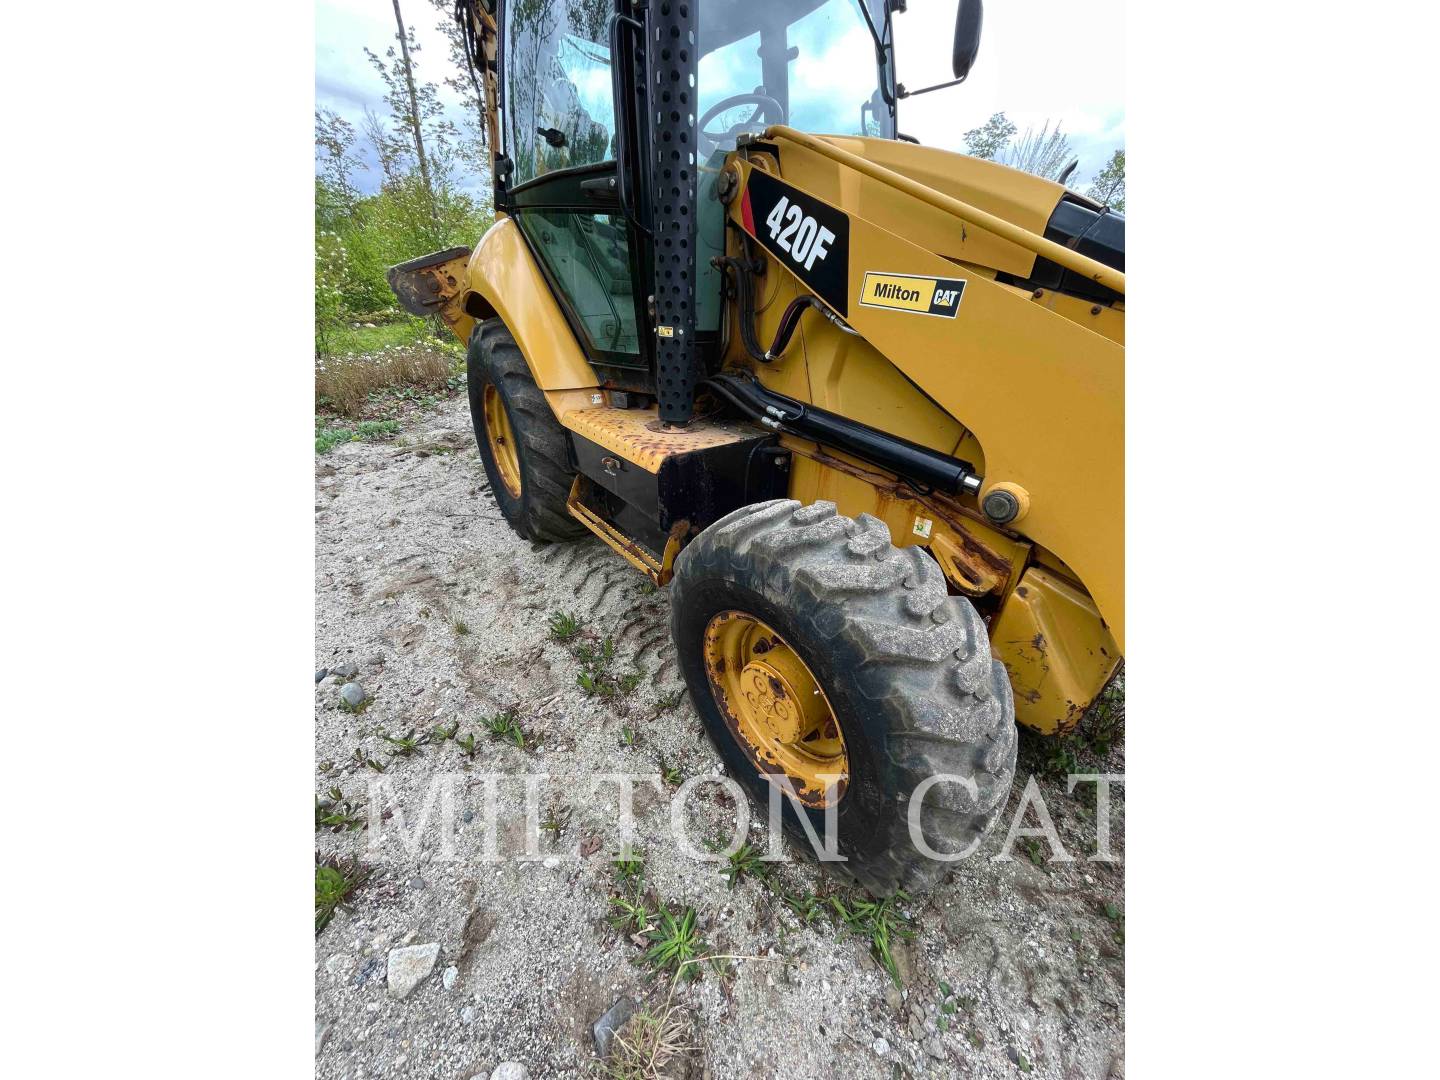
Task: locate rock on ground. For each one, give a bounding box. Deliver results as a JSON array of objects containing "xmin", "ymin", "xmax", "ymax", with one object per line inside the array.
[{"xmin": 386, "ymin": 942, "xmax": 440, "ymax": 999}]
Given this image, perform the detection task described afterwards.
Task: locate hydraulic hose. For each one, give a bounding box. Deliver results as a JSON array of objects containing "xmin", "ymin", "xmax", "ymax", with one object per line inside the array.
[
  {"xmin": 713, "ymin": 255, "xmax": 768, "ymax": 364},
  {"xmin": 702, "ymin": 372, "xmax": 983, "ymax": 496},
  {"xmin": 764, "ymin": 296, "xmax": 860, "ymax": 362},
  {"xmin": 714, "ymin": 255, "xmax": 861, "ymax": 365}
]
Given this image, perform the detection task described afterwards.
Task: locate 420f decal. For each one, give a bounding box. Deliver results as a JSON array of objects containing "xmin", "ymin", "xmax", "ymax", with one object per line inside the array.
[{"xmin": 740, "ymin": 169, "xmax": 851, "ymax": 316}]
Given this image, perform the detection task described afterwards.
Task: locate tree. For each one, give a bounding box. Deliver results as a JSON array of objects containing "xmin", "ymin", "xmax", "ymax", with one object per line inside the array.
[
  {"xmin": 366, "ymin": 2, "xmax": 468, "ymax": 235},
  {"xmin": 963, "ymin": 112, "xmax": 1017, "ymax": 160},
  {"xmin": 426, "ymin": 0, "xmax": 493, "ymax": 202},
  {"xmin": 315, "ymin": 109, "xmax": 364, "ymax": 212},
  {"xmin": 389, "ymin": 0, "xmax": 435, "ymax": 217},
  {"xmin": 1087, "ymin": 149, "xmax": 1125, "ymax": 212},
  {"xmin": 1001, "ymin": 120, "xmax": 1074, "ymax": 182}
]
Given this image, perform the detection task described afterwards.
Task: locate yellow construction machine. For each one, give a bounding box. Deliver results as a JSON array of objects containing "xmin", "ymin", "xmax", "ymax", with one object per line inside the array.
[{"xmin": 389, "ymin": 0, "xmax": 1123, "ymax": 894}]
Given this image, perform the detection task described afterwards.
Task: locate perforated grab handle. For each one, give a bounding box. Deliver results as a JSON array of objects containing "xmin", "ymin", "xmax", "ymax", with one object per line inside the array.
[{"xmin": 648, "ymin": 0, "xmax": 699, "ymax": 426}]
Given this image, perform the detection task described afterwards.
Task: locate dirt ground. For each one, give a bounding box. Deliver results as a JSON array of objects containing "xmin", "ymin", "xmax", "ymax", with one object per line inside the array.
[{"xmin": 314, "ymin": 393, "xmax": 1125, "ymax": 1080}]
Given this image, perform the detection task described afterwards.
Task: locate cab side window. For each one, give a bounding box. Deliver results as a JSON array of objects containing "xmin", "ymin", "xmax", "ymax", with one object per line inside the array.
[
  {"xmin": 515, "ymin": 211, "xmax": 640, "ymax": 357},
  {"xmin": 504, "ymin": 0, "xmax": 618, "ymax": 186}
]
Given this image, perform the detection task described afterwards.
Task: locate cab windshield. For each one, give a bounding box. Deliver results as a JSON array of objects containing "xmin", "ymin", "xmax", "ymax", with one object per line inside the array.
[
  {"xmin": 698, "ymin": 0, "xmax": 893, "ymax": 153},
  {"xmin": 503, "ymin": 0, "xmax": 891, "ymax": 186}
]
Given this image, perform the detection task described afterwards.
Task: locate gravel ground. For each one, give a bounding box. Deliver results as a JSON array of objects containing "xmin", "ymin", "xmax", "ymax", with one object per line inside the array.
[{"xmin": 315, "ymin": 393, "xmax": 1125, "ymax": 1080}]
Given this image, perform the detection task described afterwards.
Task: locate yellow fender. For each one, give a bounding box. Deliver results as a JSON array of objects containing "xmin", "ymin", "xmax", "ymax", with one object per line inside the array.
[
  {"xmin": 464, "ymin": 217, "xmax": 600, "ymax": 391},
  {"xmin": 387, "ymin": 218, "xmax": 600, "ymax": 393}
]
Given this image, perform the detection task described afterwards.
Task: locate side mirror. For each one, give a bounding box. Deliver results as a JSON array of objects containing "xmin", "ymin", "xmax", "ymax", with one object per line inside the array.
[{"xmin": 953, "ymin": 0, "xmax": 984, "ymax": 80}]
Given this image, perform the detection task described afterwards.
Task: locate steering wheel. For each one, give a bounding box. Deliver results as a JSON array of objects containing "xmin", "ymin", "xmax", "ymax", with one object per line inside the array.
[{"xmin": 697, "ymin": 93, "xmax": 785, "ymax": 158}]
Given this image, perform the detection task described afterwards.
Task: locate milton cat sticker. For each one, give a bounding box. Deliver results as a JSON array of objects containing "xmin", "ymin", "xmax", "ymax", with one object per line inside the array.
[
  {"xmin": 740, "ymin": 169, "xmax": 851, "ymax": 316},
  {"xmin": 859, "ymin": 272, "xmax": 967, "ymax": 318}
]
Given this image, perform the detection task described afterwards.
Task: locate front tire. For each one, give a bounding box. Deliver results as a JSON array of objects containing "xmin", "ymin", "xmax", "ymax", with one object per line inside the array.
[
  {"xmin": 670, "ymin": 499, "xmax": 1017, "ymax": 896},
  {"xmin": 467, "ymin": 321, "xmax": 585, "ymax": 543}
]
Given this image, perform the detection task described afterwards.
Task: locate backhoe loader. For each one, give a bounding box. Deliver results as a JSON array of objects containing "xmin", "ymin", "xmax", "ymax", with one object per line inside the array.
[{"xmin": 388, "ymin": 0, "xmax": 1123, "ymax": 895}]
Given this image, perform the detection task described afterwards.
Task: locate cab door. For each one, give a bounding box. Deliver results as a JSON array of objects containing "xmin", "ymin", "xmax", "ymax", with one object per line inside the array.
[{"xmin": 498, "ymin": 0, "xmax": 651, "ymax": 383}]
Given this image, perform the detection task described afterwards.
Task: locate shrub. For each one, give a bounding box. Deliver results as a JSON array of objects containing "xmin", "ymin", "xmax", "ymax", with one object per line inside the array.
[{"xmin": 315, "ymin": 346, "xmax": 455, "ymax": 416}]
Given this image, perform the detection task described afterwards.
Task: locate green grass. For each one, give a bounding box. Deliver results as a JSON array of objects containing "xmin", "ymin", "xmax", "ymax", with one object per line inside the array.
[
  {"xmin": 1103, "ymin": 900, "xmax": 1125, "ymax": 946},
  {"xmin": 613, "ymin": 848, "xmax": 645, "ymax": 888},
  {"xmin": 657, "ymin": 758, "xmax": 683, "ymax": 787},
  {"xmin": 721, "ymin": 842, "xmax": 768, "ymax": 891},
  {"xmin": 352, "ymin": 748, "xmax": 387, "ymax": 772},
  {"xmin": 540, "ymin": 805, "xmax": 571, "ymax": 837},
  {"xmin": 1085, "ymin": 669, "xmax": 1126, "ymax": 755},
  {"xmin": 315, "ymin": 418, "xmax": 401, "ymax": 454},
  {"xmin": 780, "ymin": 888, "xmax": 828, "ymax": 926},
  {"xmin": 829, "ymin": 891, "xmax": 917, "ymax": 987},
  {"xmin": 315, "ymin": 854, "xmax": 370, "ymax": 934},
  {"xmin": 315, "ymin": 787, "xmax": 366, "ymax": 833},
  {"xmin": 548, "ymin": 611, "xmax": 583, "ymax": 643},
  {"xmin": 380, "ymin": 729, "xmax": 425, "ymax": 756},
  {"xmin": 324, "ymin": 315, "xmax": 432, "ymax": 357},
  {"xmin": 936, "ymin": 980, "xmax": 974, "ymax": 1029},
  {"xmin": 608, "ymin": 894, "xmax": 652, "ymax": 935},
  {"xmin": 484, "ymin": 709, "xmax": 527, "ymax": 748},
  {"xmin": 576, "ymin": 637, "xmax": 616, "ymax": 668},
  {"xmin": 1021, "ymin": 838, "xmax": 1046, "ymax": 866},
  {"xmin": 643, "ymin": 906, "xmax": 705, "ymax": 981}
]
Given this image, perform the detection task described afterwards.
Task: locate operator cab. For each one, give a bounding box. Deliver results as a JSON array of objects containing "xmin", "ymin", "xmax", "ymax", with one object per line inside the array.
[{"xmin": 496, "ymin": 0, "xmax": 897, "ymax": 391}]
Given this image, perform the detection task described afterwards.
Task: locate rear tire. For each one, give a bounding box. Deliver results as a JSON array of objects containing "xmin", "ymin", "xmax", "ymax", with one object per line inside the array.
[
  {"xmin": 670, "ymin": 499, "xmax": 1017, "ymax": 896},
  {"xmin": 467, "ymin": 321, "xmax": 585, "ymax": 543}
]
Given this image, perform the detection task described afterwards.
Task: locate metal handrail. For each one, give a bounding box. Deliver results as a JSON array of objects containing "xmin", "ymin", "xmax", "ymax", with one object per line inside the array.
[{"xmin": 762, "ymin": 125, "xmax": 1126, "ymax": 296}]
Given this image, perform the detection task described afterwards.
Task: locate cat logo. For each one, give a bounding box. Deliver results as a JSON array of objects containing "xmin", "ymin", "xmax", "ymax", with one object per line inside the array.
[{"xmin": 859, "ymin": 272, "xmax": 967, "ymax": 318}]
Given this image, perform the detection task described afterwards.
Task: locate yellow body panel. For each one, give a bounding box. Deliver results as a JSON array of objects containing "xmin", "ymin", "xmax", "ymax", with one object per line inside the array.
[
  {"xmin": 727, "ymin": 257, "xmax": 967, "ymax": 458},
  {"xmin": 731, "ymin": 158, "xmax": 1124, "ymax": 650},
  {"xmin": 991, "ymin": 567, "xmax": 1121, "ymax": 734},
  {"xmin": 397, "ymin": 91, "xmax": 1124, "ymax": 731},
  {"xmin": 466, "ymin": 217, "xmax": 600, "ymax": 391},
  {"xmin": 769, "ymin": 135, "xmax": 1064, "ymax": 280}
]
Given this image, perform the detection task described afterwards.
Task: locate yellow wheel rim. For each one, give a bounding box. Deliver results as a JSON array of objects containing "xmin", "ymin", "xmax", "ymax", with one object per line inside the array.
[
  {"xmin": 702, "ymin": 611, "xmax": 848, "ymax": 807},
  {"xmin": 482, "ymin": 383, "xmax": 522, "ymax": 498}
]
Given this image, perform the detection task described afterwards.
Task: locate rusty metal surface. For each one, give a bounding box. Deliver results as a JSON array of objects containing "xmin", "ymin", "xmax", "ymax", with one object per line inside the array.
[
  {"xmin": 562, "ymin": 406, "xmax": 767, "ymax": 475},
  {"xmin": 565, "ymin": 477, "xmax": 689, "ymax": 587},
  {"xmin": 991, "ymin": 566, "xmax": 1121, "ymax": 735},
  {"xmin": 386, "ymin": 247, "xmax": 472, "ymax": 329},
  {"xmin": 565, "ymin": 477, "xmax": 663, "ymax": 579},
  {"xmin": 784, "ymin": 440, "xmax": 1019, "ymax": 598}
]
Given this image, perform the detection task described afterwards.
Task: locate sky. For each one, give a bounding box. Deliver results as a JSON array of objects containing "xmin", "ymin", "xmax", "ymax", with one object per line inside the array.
[{"xmin": 316, "ymin": 0, "xmax": 1124, "ymax": 195}]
